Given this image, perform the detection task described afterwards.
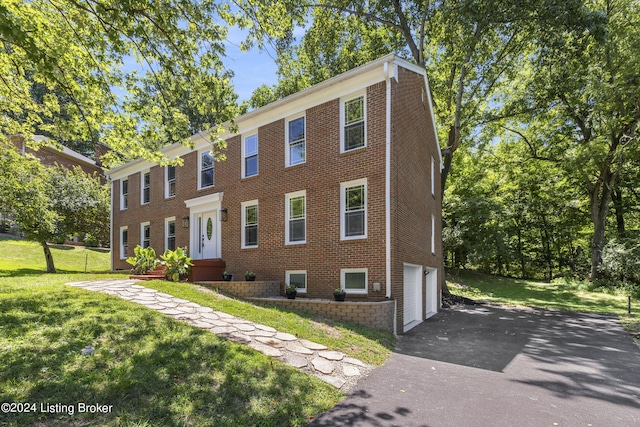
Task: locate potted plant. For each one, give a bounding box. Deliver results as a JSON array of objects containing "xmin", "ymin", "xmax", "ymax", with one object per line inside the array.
[
  {"xmin": 222, "ymin": 271, "xmax": 233, "ymax": 281},
  {"xmin": 244, "ymin": 270, "xmax": 256, "ymax": 281},
  {"xmin": 160, "ymin": 247, "xmax": 193, "ymax": 282},
  {"xmin": 285, "ymin": 283, "xmax": 297, "ymax": 299},
  {"xmin": 334, "ymin": 288, "xmax": 346, "ymax": 301},
  {"xmin": 126, "ymin": 245, "xmax": 159, "ymax": 275}
]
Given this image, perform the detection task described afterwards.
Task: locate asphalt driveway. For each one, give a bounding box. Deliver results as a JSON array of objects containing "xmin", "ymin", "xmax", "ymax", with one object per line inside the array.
[{"xmin": 309, "ymin": 305, "xmax": 640, "ymax": 426}]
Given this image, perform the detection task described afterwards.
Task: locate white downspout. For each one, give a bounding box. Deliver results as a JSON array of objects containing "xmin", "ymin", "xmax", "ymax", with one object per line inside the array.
[
  {"xmin": 384, "ymin": 61, "xmax": 393, "ymax": 300},
  {"xmin": 109, "ymin": 178, "xmax": 114, "ymax": 272}
]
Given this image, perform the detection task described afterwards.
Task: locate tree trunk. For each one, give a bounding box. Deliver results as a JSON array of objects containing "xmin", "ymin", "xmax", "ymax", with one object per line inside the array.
[
  {"xmin": 589, "ymin": 165, "xmax": 617, "ymax": 281},
  {"xmin": 41, "ymin": 241, "xmax": 56, "ymax": 273},
  {"xmin": 612, "ymin": 187, "xmax": 625, "ymax": 238}
]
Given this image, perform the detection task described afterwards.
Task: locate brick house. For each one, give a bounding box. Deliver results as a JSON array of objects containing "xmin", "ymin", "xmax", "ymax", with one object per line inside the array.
[{"xmin": 108, "ymin": 54, "xmax": 443, "ymax": 334}]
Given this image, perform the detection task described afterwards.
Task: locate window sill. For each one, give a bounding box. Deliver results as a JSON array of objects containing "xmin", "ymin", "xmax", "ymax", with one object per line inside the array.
[{"xmin": 340, "ymin": 145, "xmax": 367, "ymax": 155}]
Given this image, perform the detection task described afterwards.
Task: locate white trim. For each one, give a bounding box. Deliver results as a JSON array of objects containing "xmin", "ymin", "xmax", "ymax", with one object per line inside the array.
[
  {"xmin": 241, "ymin": 200, "xmax": 259, "ymax": 249},
  {"xmin": 341, "ymin": 268, "xmax": 368, "ymax": 294},
  {"xmin": 340, "ymin": 178, "xmax": 367, "ymax": 240},
  {"xmin": 285, "ymin": 190, "xmax": 306, "ymax": 245},
  {"xmin": 340, "ymin": 91, "xmax": 367, "ymax": 153},
  {"xmin": 285, "ymin": 270, "xmax": 307, "ymax": 293},
  {"xmin": 184, "ymin": 193, "xmax": 223, "ymax": 260},
  {"xmin": 110, "ymin": 180, "xmax": 114, "ymax": 270},
  {"xmin": 119, "ymin": 226, "xmax": 128, "ymax": 260},
  {"xmin": 431, "ymin": 155, "xmax": 435, "ymax": 196},
  {"xmin": 165, "ymin": 165, "xmax": 176, "ymax": 199},
  {"xmin": 140, "ymin": 221, "xmax": 150, "ymax": 248},
  {"xmin": 198, "ymin": 149, "xmax": 215, "ymax": 190},
  {"xmin": 285, "ymin": 114, "xmax": 306, "ymax": 167},
  {"xmin": 140, "ymin": 170, "xmax": 150, "ymax": 205},
  {"xmin": 164, "ymin": 217, "xmax": 176, "ymax": 252},
  {"xmin": 431, "ymin": 214, "xmax": 436, "ymax": 254},
  {"xmin": 242, "ymin": 133, "xmax": 259, "ymax": 178},
  {"xmin": 403, "ymin": 262, "xmax": 423, "ymax": 333},
  {"xmin": 120, "ymin": 178, "xmax": 128, "ymax": 210},
  {"xmin": 384, "ymin": 62, "xmax": 392, "ymax": 299}
]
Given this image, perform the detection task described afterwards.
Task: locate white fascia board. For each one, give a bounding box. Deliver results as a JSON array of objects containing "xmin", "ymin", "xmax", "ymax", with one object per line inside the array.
[{"xmin": 108, "ymin": 54, "xmax": 429, "ymax": 180}]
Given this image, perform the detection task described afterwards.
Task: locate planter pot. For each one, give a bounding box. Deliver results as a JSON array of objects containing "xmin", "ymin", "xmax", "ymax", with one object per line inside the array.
[
  {"xmin": 334, "ymin": 293, "xmax": 346, "ymax": 302},
  {"xmin": 286, "ymin": 291, "xmax": 297, "ymax": 299},
  {"xmin": 222, "ymin": 274, "xmax": 233, "ymax": 282},
  {"xmin": 245, "ymin": 276, "xmax": 256, "ymax": 281}
]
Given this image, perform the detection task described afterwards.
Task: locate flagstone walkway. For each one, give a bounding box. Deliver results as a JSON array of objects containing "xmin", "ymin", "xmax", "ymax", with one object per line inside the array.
[{"xmin": 66, "ymin": 279, "xmax": 373, "ymax": 390}]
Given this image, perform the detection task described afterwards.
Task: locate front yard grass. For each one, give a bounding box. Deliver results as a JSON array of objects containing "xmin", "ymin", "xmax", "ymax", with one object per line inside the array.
[{"xmin": 0, "ymin": 273, "xmax": 342, "ymax": 426}]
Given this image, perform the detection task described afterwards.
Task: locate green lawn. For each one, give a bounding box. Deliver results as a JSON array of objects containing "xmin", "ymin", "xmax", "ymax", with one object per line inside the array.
[
  {"xmin": 448, "ymin": 269, "xmax": 640, "ymax": 346},
  {"xmin": 0, "ymin": 238, "xmax": 393, "ymax": 426}
]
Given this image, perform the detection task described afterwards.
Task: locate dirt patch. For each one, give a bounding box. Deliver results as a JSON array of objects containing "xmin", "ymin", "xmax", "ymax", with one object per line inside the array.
[{"xmin": 442, "ymin": 292, "xmax": 481, "ymax": 308}]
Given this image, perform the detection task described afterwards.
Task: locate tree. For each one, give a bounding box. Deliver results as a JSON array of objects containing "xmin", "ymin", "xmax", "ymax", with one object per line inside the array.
[
  {"xmin": 0, "ymin": 144, "xmax": 109, "ymax": 272},
  {"xmin": 0, "ymin": 0, "xmax": 241, "ymax": 166}
]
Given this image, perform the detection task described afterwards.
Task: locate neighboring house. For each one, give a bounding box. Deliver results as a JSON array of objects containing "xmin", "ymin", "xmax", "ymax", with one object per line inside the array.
[
  {"xmin": 9, "ymin": 134, "xmax": 105, "ymax": 180},
  {"xmin": 108, "ymin": 54, "xmax": 443, "ymax": 334}
]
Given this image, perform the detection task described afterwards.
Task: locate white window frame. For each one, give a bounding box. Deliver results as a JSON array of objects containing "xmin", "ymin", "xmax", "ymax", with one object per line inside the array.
[
  {"xmin": 198, "ymin": 150, "xmax": 215, "ymax": 189},
  {"xmin": 119, "ymin": 226, "xmax": 128, "ymax": 259},
  {"xmin": 340, "ymin": 178, "xmax": 367, "ymax": 240},
  {"xmin": 120, "ymin": 178, "xmax": 128, "ymax": 210},
  {"xmin": 285, "ymin": 114, "xmax": 306, "ymax": 167},
  {"xmin": 241, "ymin": 200, "xmax": 259, "ymax": 249},
  {"xmin": 166, "ymin": 165, "xmax": 176, "ymax": 198},
  {"xmin": 242, "ymin": 133, "xmax": 259, "ymax": 178},
  {"xmin": 341, "ymin": 268, "xmax": 368, "ymax": 294},
  {"xmin": 431, "ymin": 214, "xmax": 436, "ymax": 254},
  {"xmin": 286, "ymin": 270, "xmax": 307, "ymax": 293},
  {"xmin": 165, "ymin": 217, "xmax": 176, "ymax": 252},
  {"xmin": 431, "ymin": 155, "xmax": 435, "ymax": 196},
  {"xmin": 141, "ymin": 170, "xmax": 150, "ymax": 205},
  {"xmin": 140, "ymin": 221, "xmax": 150, "ymax": 249},
  {"xmin": 285, "ymin": 190, "xmax": 306, "ymax": 245},
  {"xmin": 340, "ymin": 92, "xmax": 366, "ymax": 153}
]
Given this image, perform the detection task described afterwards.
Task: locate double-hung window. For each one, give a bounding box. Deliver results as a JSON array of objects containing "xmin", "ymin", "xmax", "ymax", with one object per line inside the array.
[
  {"xmin": 165, "ymin": 217, "xmax": 176, "ymax": 251},
  {"xmin": 341, "ymin": 94, "xmax": 366, "ymax": 152},
  {"xmin": 286, "ymin": 116, "xmax": 305, "ymax": 166},
  {"xmin": 341, "ymin": 178, "xmax": 367, "ymax": 240},
  {"xmin": 141, "ymin": 171, "xmax": 150, "ymax": 204},
  {"xmin": 243, "ymin": 134, "xmax": 258, "ymax": 178},
  {"xmin": 285, "ymin": 190, "xmax": 306, "ymax": 244},
  {"xmin": 242, "ymin": 201, "xmax": 258, "ymax": 248},
  {"xmin": 199, "ymin": 151, "xmax": 214, "ymax": 189},
  {"xmin": 120, "ymin": 179, "xmax": 128, "ymax": 210},
  {"xmin": 120, "ymin": 226, "xmax": 128, "ymax": 259},
  {"xmin": 141, "ymin": 222, "xmax": 150, "ymax": 248},
  {"xmin": 166, "ymin": 165, "xmax": 176, "ymax": 198}
]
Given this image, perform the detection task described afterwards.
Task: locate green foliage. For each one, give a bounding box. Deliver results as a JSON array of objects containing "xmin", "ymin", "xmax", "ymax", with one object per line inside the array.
[
  {"xmin": 160, "ymin": 247, "xmax": 193, "ymax": 282},
  {"xmin": 0, "ymin": 0, "xmax": 241, "ymax": 166},
  {"xmin": 600, "ymin": 234, "xmax": 640, "ymax": 297},
  {"xmin": 126, "ymin": 245, "xmax": 159, "ymax": 275}
]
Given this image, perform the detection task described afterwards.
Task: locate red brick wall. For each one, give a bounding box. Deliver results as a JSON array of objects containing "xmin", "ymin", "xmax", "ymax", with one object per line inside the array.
[
  {"xmin": 113, "ymin": 84, "xmax": 389, "ymax": 302},
  {"xmin": 390, "ymin": 67, "xmax": 443, "ymax": 329}
]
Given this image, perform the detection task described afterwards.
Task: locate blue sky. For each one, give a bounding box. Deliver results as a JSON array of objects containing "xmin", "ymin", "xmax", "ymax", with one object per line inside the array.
[{"xmin": 221, "ymin": 26, "xmax": 280, "ymax": 103}]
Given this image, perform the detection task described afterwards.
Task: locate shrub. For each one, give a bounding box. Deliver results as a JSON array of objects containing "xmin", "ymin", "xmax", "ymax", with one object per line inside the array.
[
  {"xmin": 160, "ymin": 247, "xmax": 193, "ymax": 282},
  {"xmin": 126, "ymin": 245, "xmax": 159, "ymax": 274}
]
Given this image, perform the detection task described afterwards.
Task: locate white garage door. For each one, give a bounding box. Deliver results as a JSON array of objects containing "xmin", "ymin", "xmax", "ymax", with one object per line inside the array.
[{"xmin": 403, "ymin": 263, "xmax": 423, "ymax": 332}]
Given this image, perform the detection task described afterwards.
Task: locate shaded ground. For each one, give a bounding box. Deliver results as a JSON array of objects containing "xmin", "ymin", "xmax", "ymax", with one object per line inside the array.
[{"xmin": 309, "ymin": 305, "xmax": 640, "ymax": 426}]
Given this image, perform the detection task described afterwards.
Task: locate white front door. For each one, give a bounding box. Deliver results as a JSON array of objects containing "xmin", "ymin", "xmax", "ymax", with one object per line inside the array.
[{"xmin": 195, "ymin": 210, "xmax": 217, "ymax": 259}]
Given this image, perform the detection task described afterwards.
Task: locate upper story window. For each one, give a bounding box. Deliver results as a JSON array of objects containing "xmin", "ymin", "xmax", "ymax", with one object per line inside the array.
[
  {"xmin": 141, "ymin": 171, "xmax": 150, "ymax": 205},
  {"xmin": 431, "ymin": 155, "xmax": 436, "ymax": 196},
  {"xmin": 120, "ymin": 179, "xmax": 128, "ymax": 210},
  {"xmin": 165, "ymin": 217, "xmax": 176, "ymax": 251},
  {"xmin": 243, "ymin": 134, "xmax": 258, "ymax": 178},
  {"xmin": 285, "ymin": 190, "xmax": 306, "ymax": 244},
  {"xmin": 141, "ymin": 222, "xmax": 150, "ymax": 248},
  {"xmin": 166, "ymin": 165, "xmax": 176, "ymax": 198},
  {"xmin": 341, "ymin": 178, "xmax": 367, "ymax": 240},
  {"xmin": 242, "ymin": 200, "xmax": 258, "ymax": 248},
  {"xmin": 286, "ymin": 116, "xmax": 306, "ymax": 166},
  {"xmin": 199, "ymin": 151, "xmax": 214, "ymax": 189},
  {"xmin": 341, "ymin": 94, "xmax": 366, "ymax": 152}
]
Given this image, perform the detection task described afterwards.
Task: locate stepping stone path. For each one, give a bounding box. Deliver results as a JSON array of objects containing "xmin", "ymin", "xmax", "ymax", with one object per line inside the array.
[{"xmin": 67, "ymin": 279, "xmax": 373, "ymax": 390}]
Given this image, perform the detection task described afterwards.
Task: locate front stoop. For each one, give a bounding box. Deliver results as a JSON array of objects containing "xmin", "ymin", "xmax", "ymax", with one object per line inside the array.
[{"xmin": 190, "ymin": 259, "xmax": 226, "ymax": 282}]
